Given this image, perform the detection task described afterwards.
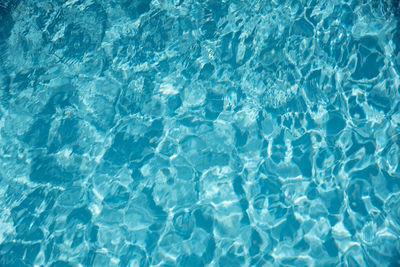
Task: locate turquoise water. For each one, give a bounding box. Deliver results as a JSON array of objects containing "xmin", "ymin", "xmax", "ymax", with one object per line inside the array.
[{"xmin": 1, "ymin": 0, "xmax": 400, "ymax": 266}]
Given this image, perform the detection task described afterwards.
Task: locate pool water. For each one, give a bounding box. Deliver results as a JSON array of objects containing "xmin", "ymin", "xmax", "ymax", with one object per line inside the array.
[{"xmin": 1, "ymin": 0, "xmax": 400, "ymax": 266}]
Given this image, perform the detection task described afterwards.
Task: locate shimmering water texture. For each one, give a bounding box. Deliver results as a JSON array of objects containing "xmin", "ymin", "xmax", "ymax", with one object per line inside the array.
[{"xmin": 1, "ymin": 0, "xmax": 400, "ymax": 266}]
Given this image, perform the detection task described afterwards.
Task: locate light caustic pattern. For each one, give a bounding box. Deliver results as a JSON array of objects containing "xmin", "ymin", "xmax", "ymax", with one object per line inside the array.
[{"xmin": 0, "ymin": 0, "xmax": 400, "ymax": 266}]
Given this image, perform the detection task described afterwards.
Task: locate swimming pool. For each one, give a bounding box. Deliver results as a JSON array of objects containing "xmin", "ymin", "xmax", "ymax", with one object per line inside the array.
[{"xmin": 0, "ymin": 0, "xmax": 400, "ymax": 266}]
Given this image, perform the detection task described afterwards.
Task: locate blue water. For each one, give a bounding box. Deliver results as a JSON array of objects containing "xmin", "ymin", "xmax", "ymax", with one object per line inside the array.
[{"xmin": 1, "ymin": 0, "xmax": 400, "ymax": 266}]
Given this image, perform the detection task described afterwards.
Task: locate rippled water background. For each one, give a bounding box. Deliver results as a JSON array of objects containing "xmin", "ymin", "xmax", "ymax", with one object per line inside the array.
[{"xmin": 1, "ymin": 0, "xmax": 400, "ymax": 266}]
